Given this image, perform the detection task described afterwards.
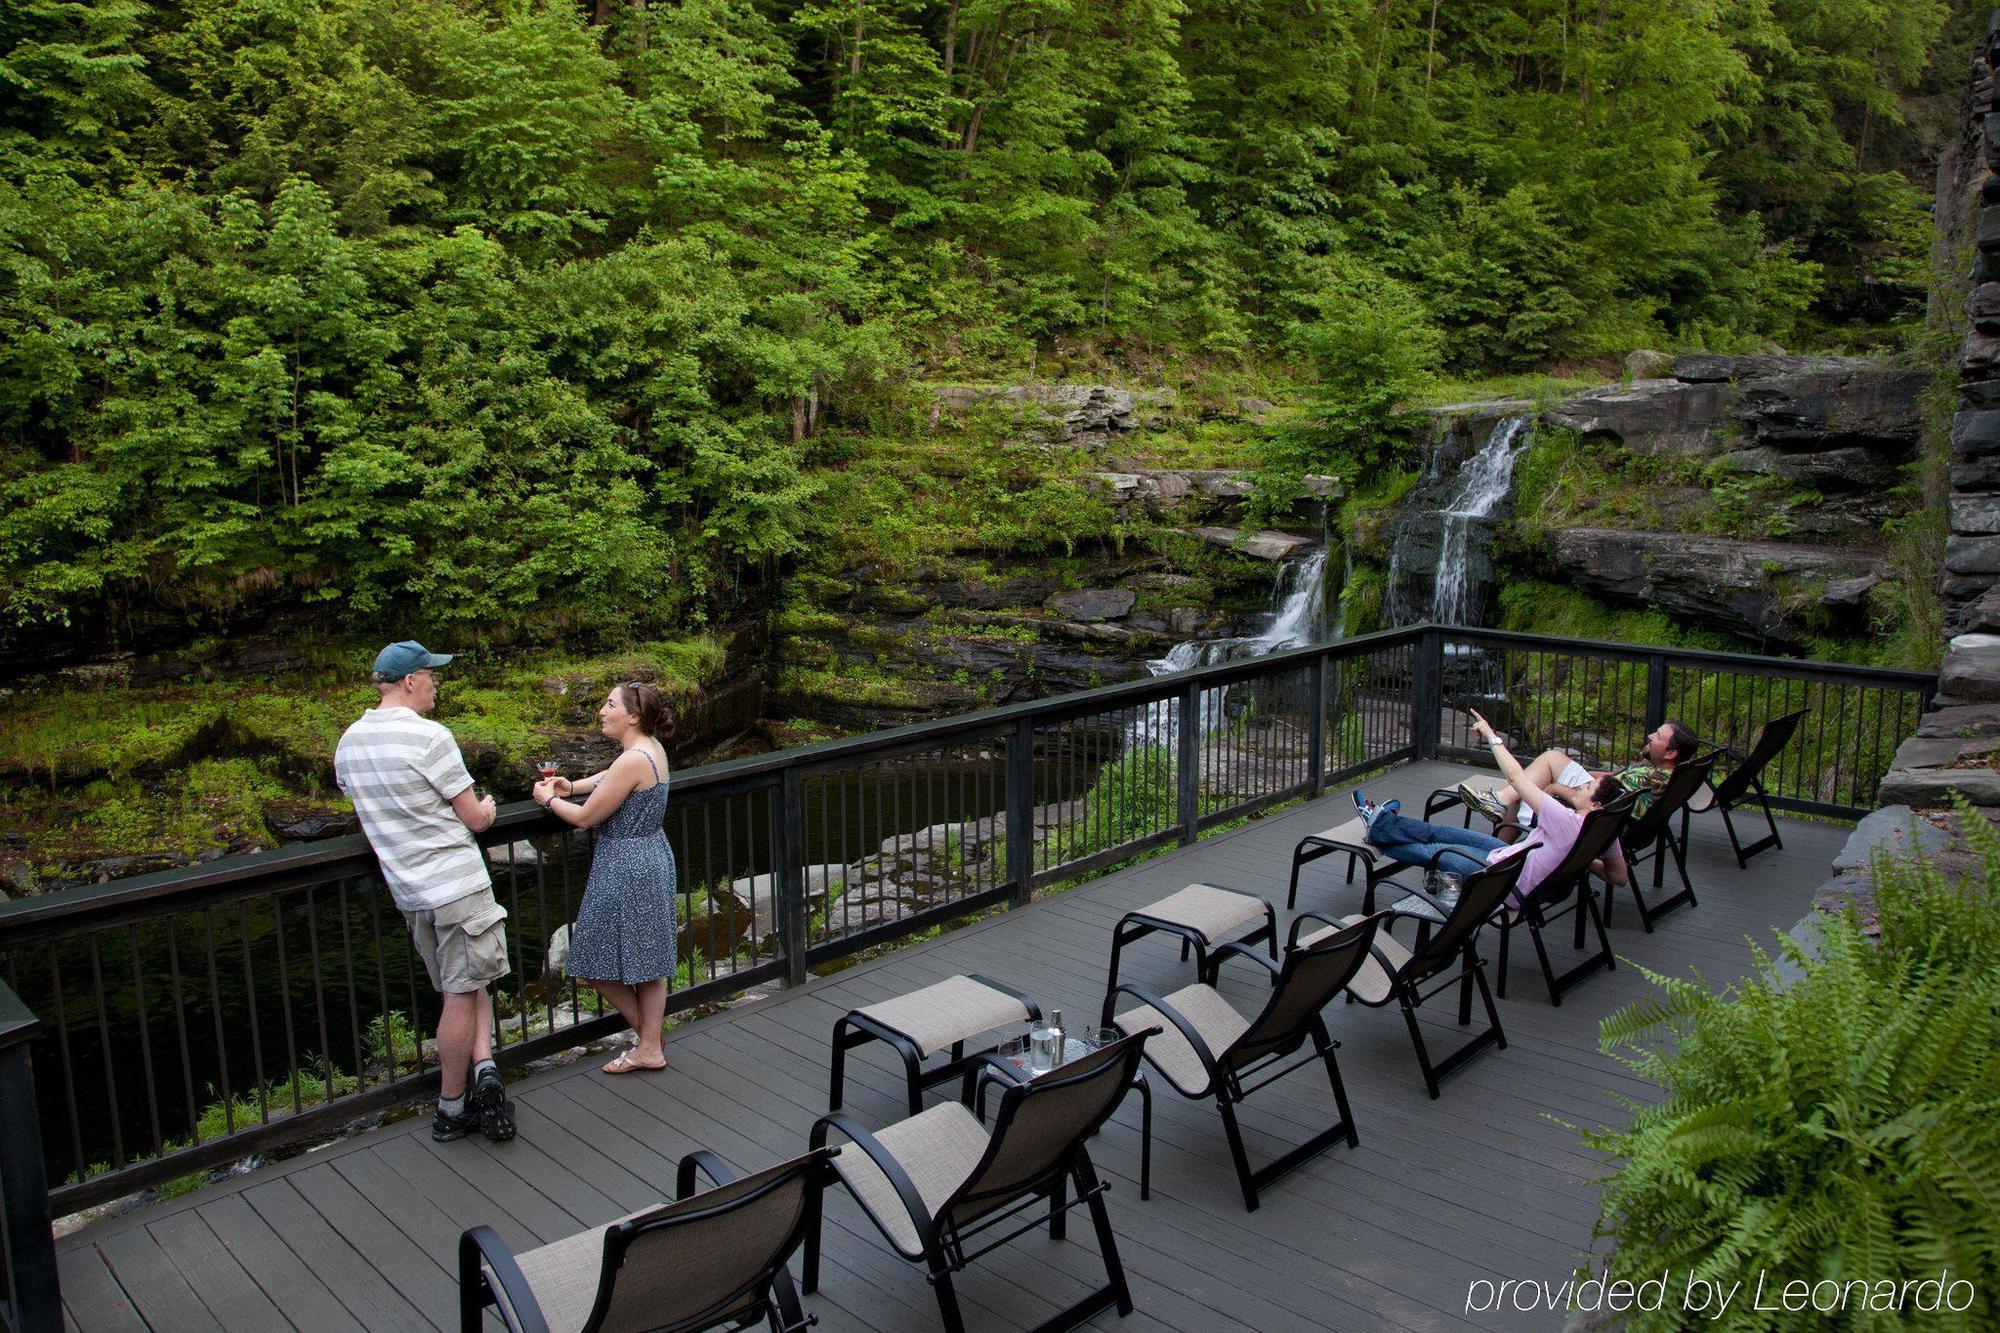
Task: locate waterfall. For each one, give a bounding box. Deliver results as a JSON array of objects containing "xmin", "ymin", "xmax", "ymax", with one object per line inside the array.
[
  {"xmin": 1145, "ymin": 546, "xmax": 1328, "ymax": 676},
  {"xmin": 1331, "ymin": 545, "xmax": 1355, "ymax": 640},
  {"xmin": 1426, "ymin": 414, "xmax": 1532, "ymax": 625},
  {"xmin": 1133, "ymin": 546, "xmax": 1328, "ymax": 744}
]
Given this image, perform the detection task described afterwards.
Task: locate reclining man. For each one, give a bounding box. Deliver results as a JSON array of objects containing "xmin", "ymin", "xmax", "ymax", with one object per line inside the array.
[
  {"xmin": 1461, "ymin": 719, "xmax": 1699, "ymax": 830},
  {"xmin": 1357, "ymin": 710, "xmax": 1625, "ymax": 905}
]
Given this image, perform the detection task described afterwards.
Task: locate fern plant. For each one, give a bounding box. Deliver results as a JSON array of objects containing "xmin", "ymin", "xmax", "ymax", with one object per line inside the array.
[{"xmin": 1584, "ymin": 795, "xmax": 2000, "ymax": 1330}]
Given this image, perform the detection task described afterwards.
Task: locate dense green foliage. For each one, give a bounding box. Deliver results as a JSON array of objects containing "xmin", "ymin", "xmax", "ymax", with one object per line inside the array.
[
  {"xmin": 1585, "ymin": 798, "xmax": 2000, "ymax": 1329},
  {"xmin": 0, "ymin": 0, "xmax": 1969, "ymax": 647}
]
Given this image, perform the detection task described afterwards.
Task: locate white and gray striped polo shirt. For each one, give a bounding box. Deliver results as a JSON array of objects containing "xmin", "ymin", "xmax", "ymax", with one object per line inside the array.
[{"xmin": 334, "ymin": 706, "xmax": 490, "ymax": 912}]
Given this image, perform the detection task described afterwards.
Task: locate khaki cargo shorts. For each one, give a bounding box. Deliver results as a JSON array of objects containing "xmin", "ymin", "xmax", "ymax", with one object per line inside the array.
[{"xmin": 405, "ymin": 887, "xmax": 510, "ymax": 993}]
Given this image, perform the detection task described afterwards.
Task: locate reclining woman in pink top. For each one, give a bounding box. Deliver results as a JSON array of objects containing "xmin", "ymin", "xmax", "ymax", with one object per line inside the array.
[{"xmin": 1357, "ymin": 710, "xmax": 1624, "ymax": 905}]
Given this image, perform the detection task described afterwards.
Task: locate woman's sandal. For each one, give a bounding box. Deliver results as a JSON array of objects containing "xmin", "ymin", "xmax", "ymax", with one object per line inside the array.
[{"xmin": 603, "ymin": 1049, "xmax": 666, "ymax": 1075}]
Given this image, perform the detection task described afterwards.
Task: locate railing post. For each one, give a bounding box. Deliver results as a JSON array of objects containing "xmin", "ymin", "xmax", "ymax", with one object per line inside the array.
[
  {"xmin": 775, "ymin": 772, "xmax": 809, "ymax": 987},
  {"xmin": 0, "ymin": 982, "xmax": 59, "ymax": 1333},
  {"xmin": 1644, "ymin": 652, "xmax": 1669, "ymax": 729},
  {"xmin": 1177, "ymin": 679, "xmax": 1201, "ymax": 845},
  {"xmin": 1307, "ymin": 653, "xmax": 1327, "ymax": 796},
  {"xmin": 1412, "ymin": 627, "xmax": 1444, "ymax": 760},
  {"xmin": 1006, "ymin": 716, "xmax": 1035, "ymax": 906}
]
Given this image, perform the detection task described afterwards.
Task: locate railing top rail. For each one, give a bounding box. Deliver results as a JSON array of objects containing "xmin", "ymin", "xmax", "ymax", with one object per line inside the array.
[
  {"xmin": 0, "ymin": 623, "xmax": 1936, "ymax": 944},
  {"xmin": 0, "ymin": 626, "xmax": 1428, "ymax": 942},
  {"xmin": 0, "ymin": 975, "xmax": 38, "ymax": 1048},
  {"xmin": 1439, "ymin": 626, "xmax": 1939, "ymax": 689}
]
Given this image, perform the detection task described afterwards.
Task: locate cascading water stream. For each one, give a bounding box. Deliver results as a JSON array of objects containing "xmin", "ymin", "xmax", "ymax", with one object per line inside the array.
[
  {"xmin": 1422, "ymin": 413, "xmax": 1533, "ymax": 625},
  {"xmin": 1135, "ymin": 546, "xmax": 1328, "ymax": 743}
]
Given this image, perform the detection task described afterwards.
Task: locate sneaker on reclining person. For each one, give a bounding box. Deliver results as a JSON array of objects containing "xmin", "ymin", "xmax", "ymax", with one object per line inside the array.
[{"xmin": 1456, "ymin": 780, "xmax": 1508, "ymax": 823}]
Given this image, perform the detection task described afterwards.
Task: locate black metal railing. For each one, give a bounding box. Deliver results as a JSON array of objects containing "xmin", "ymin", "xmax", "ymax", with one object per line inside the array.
[
  {"xmin": 0, "ymin": 625, "xmax": 1934, "ymax": 1255},
  {"xmin": 1430, "ymin": 628, "xmax": 1934, "ymax": 816},
  {"xmin": 0, "ymin": 976, "xmax": 58, "ymax": 1333}
]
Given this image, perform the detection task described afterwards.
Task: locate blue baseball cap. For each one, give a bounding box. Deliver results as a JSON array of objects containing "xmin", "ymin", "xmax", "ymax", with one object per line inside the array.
[{"xmin": 372, "ymin": 640, "xmax": 453, "ymax": 681}]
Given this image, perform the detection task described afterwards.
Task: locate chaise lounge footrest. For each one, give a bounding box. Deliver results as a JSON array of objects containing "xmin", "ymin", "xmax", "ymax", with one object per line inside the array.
[{"xmin": 829, "ymin": 973, "xmax": 1039, "ymax": 1116}]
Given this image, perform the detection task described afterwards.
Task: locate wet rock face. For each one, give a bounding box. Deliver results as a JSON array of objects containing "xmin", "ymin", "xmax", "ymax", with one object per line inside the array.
[
  {"xmin": 1541, "ymin": 355, "xmax": 1925, "ymax": 479},
  {"xmin": 1543, "ymin": 527, "xmax": 1888, "ymax": 645}
]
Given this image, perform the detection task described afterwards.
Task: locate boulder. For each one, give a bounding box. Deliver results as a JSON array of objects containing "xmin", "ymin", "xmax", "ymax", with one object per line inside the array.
[
  {"xmin": 1875, "ymin": 766, "xmax": 2000, "ymax": 807},
  {"xmin": 1236, "ymin": 397, "xmax": 1275, "ymax": 417},
  {"xmin": 1818, "ymin": 574, "xmax": 1881, "ymax": 610},
  {"xmin": 1715, "ymin": 444, "xmax": 1903, "ymax": 490},
  {"xmin": 1543, "ymin": 527, "xmax": 1887, "ymax": 644},
  {"xmin": 1735, "ymin": 367, "xmax": 1925, "ymax": 447},
  {"xmin": 1939, "ymin": 643, "xmax": 2000, "ymax": 700},
  {"xmin": 1832, "ymin": 806, "xmax": 1952, "ymax": 871},
  {"xmin": 485, "ymin": 839, "xmax": 542, "ymax": 869},
  {"xmin": 1969, "ymin": 282, "xmax": 2000, "ymax": 331},
  {"xmin": 929, "ymin": 383, "xmax": 1174, "ymax": 440},
  {"xmin": 1185, "ymin": 527, "xmax": 1317, "ymax": 561},
  {"xmin": 1945, "ymin": 534, "xmax": 2000, "ymax": 574},
  {"xmin": 1623, "ymin": 349, "xmax": 1674, "ymax": 379},
  {"xmin": 1188, "ymin": 469, "xmax": 1256, "ymax": 499},
  {"xmin": 1962, "ymin": 330, "xmax": 2000, "ymax": 378},
  {"xmin": 1915, "ymin": 701, "xmax": 2000, "ymax": 737},
  {"xmin": 1953, "ymin": 494, "xmax": 2000, "ymax": 534},
  {"xmin": 1951, "ymin": 409, "xmax": 2000, "ymax": 457},
  {"xmin": 1044, "ymin": 588, "xmax": 1136, "ymax": 622},
  {"xmin": 1952, "ymin": 582, "xmax": 2000, "ymax": 634},
  {"xmin": 1542, "ymin": 380, "xmax": 1735, "ymax": 456},
  {"xmin": 2, "ymin": 863, "xmax": 37, "ymax": 897}
]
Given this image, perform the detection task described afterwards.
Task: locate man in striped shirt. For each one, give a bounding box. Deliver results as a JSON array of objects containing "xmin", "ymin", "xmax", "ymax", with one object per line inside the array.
[{"xmin": 335, "ymin": 641, "xmax": 516, "ymax": 1144}]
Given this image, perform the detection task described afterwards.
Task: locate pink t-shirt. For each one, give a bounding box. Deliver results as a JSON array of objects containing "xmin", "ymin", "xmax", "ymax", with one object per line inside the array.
[{"xmin": 1486, "ymin": 799, "xmax": 1583, "ymax": 904}]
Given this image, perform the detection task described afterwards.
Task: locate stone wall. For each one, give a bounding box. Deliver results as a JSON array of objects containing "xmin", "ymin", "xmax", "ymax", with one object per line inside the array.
[{"xmin": 1881, "ymin": 11, "xmax": 2000, "ymax": 806}]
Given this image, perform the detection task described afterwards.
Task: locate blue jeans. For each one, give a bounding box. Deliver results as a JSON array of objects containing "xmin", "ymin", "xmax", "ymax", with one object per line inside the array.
[{"xmin": 1364, "ymin": 811, "xmax": 1505, "ymax": 880}]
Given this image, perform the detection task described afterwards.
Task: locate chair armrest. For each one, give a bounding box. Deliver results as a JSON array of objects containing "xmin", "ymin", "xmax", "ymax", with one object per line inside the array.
[
  {"xmin": 1288, "ymin": 909, "xmax": 1347, "ymax": 948},
  {"xmin": 811, "ymin": 1110, "xmax": 946, "ymax": 1255},
  {"xmin": 460, "ymin": 1226, "xmax": 553, "ymax": 1333},
  {"xmin": 675, "ymin": 1148, "xmax": 739, "ymax": 1200},
  {"xmin": 1108, "ymin": 982, "xmax": 1222, "ymax": 1091},
  {"xmin": 964, "ymin": 973, "xmax": 1042, "ymax": 1022},
  {"xmin": 1211, "ymin": 939, "xmax": 1281, "ymax": 983},
  {"xmin": 1422, "ymin": 788, "xmax": 1463, "ymax": 821}
]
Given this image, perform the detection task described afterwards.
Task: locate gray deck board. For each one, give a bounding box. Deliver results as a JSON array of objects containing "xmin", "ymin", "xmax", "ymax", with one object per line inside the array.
[{"xmin": 58, "ymin": 761, "xmax": 1843, "ymax": 1331}]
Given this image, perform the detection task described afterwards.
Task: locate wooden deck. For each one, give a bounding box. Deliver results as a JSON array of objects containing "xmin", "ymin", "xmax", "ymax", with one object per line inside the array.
[{"xmin": 56, "ymin": 761, "xmax": 1844, "ymax": 1332}]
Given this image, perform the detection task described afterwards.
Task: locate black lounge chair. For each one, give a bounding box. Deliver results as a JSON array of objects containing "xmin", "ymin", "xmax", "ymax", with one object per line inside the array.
[
  {"xmin": 459, "ymin": 1146, "xmax": 832, "ymax": 1333},
  {"xmin": 1109, "ymin": 914, "xmax": 1382, "ymax": 1211},
  {"xmin": 1606, "ymin": 750, "xmax": 1718, "ymax": 932},
  {"xmin": 1491, "ymin": 796, "xmax": 1635, "ymax": 1006},
  {"xmin": 806, "ymin": 1030, "xmax": 1154, "ymax": 1333},
  {"xmin": 1292, "ymin": 852, "xmax": 1523, "ymax": 1098},
  {"xmin": 1684, "ymin": 709, "xmax": 1807, "ymax": 867}
]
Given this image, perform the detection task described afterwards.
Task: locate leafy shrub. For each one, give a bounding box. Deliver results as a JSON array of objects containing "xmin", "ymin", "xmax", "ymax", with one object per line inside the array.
[{"xmin": 1584, "ymin": 796, "xmax": 2000, "ymax": 1328}]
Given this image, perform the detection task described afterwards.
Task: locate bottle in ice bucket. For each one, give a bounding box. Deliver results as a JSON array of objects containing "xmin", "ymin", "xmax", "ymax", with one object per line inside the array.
[
  {"xmin": 1030, "ymin": 1011, "xmax": 1058, "ymax": 1073},
  {"xmin": 1049, "ymin": 1010, "xmax": 1065, "ymax": 1067}
]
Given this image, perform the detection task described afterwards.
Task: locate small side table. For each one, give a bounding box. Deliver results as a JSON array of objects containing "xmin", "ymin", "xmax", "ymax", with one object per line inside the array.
[
  {"xmin": 969, "ymin": 1037, "xmax": 1152, "ymax": 1201},
  {"xmin": 830, "ymin": 973, "xmax": 1039, "ymax": 1116},
  {"xmin": 1100, "ymin": 883, "xmax": 1275, "ymax": 1025}
]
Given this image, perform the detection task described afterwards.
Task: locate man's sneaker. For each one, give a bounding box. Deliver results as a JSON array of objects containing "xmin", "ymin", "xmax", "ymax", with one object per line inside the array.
[
  {"xmin": 474, "ymin": 1065, "xmax": 516, "ymax": 1143},
  {"xmin": 1458, "ymin": 781, "xmax": 1508, "ymax": 823},
  {"xmin": 1352, "ymin": 789, "xmax": 1369, "ymax": 812},
  {"xmin": 432, "ymin": 1103, "xmax": 481, "ymax": 1143}
]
